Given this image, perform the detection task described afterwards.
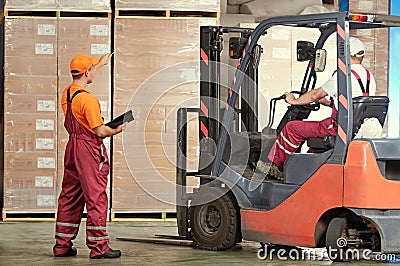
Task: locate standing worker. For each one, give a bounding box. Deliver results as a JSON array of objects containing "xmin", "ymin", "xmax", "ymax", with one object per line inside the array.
[{"xmin": 53, "ymin": 53, "xmax": 125, "ymax": 259}]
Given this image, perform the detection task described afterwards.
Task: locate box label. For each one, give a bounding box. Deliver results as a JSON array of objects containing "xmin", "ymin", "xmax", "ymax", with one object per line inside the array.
[
  {"xmin": 90, "ymin": 25, "xmax": 109, "ymax": 36},
  {"xmin": 37, "ymin": 194, "xmax": 56, "ymax": 207},
  {"xmin": 92, "ymin": 0, "xmax": 108, "ymax": 5},
  {"xmin": 35, "ymin": 176, "xmax": 54, "ymax": 188},
  {"xmin": 271, "ymin": 29, "xmax": 290, "ymax": 41},
  {"xmin": 38, "ymin": 24, "xmax": 56, "ymax": 36},
  {"xmin": 36, "ymin": 138, "xmax": 55, "ymax": 150},
  {"xmin": 37, "ymin": 157, "xmax": 56, "ymax": 169},
  {"xmin": 37, "ymin": 100, "xmax": 56, "ymax": 111},
  {"xmin": 36, "ymin": 119, "xmax": 55, "ymax": 130},
  {"xmin": 364, "ymin": 42, "xmax": 374, "ymax": 52},
  {"xmin": 358, "ymin": 1, "xmax": 374, "ymax": 11},
  {"xmin": 91, "ymin": 44, "xmax": 110, "ymax": 55},
  {"xmin": 272, "ymin": 48, "xmax": 290, "ymax": 59},
  {"xmin": 99, "ymin": 100, "xmax": 109, "ymax": 113},
  {"xmin": 357, "ymin": 29, "xmax": 372, "ymax": 36},
  {"xmin": 35, "ymin": 43, "xmax": 54, "ymax": 55}
]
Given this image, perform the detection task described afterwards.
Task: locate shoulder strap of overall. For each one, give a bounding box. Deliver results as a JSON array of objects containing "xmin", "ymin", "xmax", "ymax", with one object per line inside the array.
[
  {"xmin": 67, "ymin": 88, "xmax": 85, "ymax": 102},
  {"xmin": 351, "ymin": 69, "xmax": 370, "ymax": 96}
]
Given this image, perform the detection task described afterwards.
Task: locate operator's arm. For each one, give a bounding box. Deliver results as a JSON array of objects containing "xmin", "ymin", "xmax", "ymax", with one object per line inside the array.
[
  {"xmin": 93, "ymin": 123, "xmax": 125, "ymax": 138},
  {"xmin": 90, "ymin": 53, "xmax": 111, "ymax": 78},
  {"xmin": 284, "ymin": 87, "xmax": 328, "ymax": 105}
]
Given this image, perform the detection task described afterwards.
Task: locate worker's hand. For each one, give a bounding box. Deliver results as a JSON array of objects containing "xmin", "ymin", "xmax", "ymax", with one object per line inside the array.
[
  {"xmin": 98, "ymin": 53, "xmax": 112, "ymax": 66},
  {"xmin": 94, "ymin": 122, "xmax": 128, "ymax": 138},
  {"xmin": 284, "ymin": 92, "xmax": 296, "ymax": 105},
  {"xmin": 116, "ymin": 122, "xmax": 128, "ymax": 133},
  {"xmin": 318, "ymin": 97, "xmax": 332, "ymax": 107}
]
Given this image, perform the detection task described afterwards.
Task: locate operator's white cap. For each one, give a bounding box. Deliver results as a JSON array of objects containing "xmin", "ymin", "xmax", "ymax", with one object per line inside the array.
[{"xmin": 350, "ymin": 37, "xmax": 365, "ymax": 57}]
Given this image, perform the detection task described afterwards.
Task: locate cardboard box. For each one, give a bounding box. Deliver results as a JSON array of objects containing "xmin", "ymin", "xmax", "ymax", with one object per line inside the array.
[
  {"xmin": 3, "ymin": 188, "xmax": 57, "ymax": 209},
  {"xmin": 58, "ymin": 17, "xmax": 110, "ymax": 38},
  {"xmin": 5, "ymin": 94, "xmax": 56, "ymax": 114},
  {"xmin": 5, "ymin": 56, "xmax": 57, "ymax": 76},
  {"xmin": 5, "ymin": 17, "xmax": 57, "ymax": 36},
  {"xmin": 5, "ymin": 132, "xmax": 56, "ymax": 152},
  {"xmin": 57, "ymin": 0, "xmax": 110, "ymax": 11},
  {"xmin": 111, "ymin": 192, "xmax": 174, "ymax": 211},
  {"xmin": 4, "ymin": 76, "xmax": 57, "ymax": 95},
  {"xmin": 4, "ymin": 18, "xmax": 57, "ymax": 77},
  {"xmin": 4, "ymin": 113, "xmax": 56, "ymax": 133},
  {"xmin": 4, "ymin": 170, "xmax": 56, "ymax": 189},
  {"xmin": 4, "ymin": 152, "xmax": 57, "ymax": 171},
  {"xmin": 5, "ymin": 37, "xmax": 57, "ymax": 57},
  {"xmin": 114, "ymin": 0, "xmax": 220, "ymax": 12},
  {"xmin": 349, "ymin": 0, "xmax": 376, "ymax": 12},
  {"xmin": 5, "ymin": 0, "xmax": 57, "ymax": 9}
]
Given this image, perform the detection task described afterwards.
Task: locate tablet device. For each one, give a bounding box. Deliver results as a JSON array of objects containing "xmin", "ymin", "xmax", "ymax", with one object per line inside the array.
[{"xmin": 105, "ymin": 110, "xmax": 134, "ymax": 129}]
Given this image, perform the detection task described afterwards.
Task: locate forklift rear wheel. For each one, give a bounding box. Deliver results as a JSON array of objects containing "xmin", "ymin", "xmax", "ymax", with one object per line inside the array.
[
  {"xmin": 326, "ymin": 217, "xmax": 350, "ymax": 262},
  {"xmin": 190, "ymin": 188, "xmax": 239, "ymax": 251}
]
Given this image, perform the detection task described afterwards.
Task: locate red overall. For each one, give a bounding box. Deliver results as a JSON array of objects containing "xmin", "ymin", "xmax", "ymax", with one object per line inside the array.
[
  {"xmin": 268, "ymin": 106, "xmax": 338, "ymax": 168},
  {"xmin": 53, "ymin": 88, "xmax": 110, "ymax": 258}
]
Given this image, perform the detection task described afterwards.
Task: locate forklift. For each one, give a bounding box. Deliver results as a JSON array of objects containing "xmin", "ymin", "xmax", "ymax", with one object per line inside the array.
[{"xmin": 176, "ymin": 11, "xmax": 400, "ymax": 261}]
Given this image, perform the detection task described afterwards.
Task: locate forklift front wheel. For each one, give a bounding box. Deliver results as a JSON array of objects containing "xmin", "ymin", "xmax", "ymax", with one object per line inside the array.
[{"xmin": 189, "ymin": 187, "xmax": 239, "ymax": 251}]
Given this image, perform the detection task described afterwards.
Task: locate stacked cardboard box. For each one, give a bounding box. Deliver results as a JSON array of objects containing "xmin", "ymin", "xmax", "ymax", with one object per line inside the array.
[
  {"xmin": 56, "ymin": 17, "xmax": 112, "ymax": 189},
  {"xmin": 112, "ymin": 17, "xmax": 217, "ymax": 212},
  {"xmin": 5, "ymin": 0, "xmax": 57, "ymax": 10},
  {"xmin": 3, "ymin": 18, "xmax": 58, "ymax": 210},
  {"xmin": 115, "ymin": 0, "xmax": 220, "ymax": 12},
  {"xmin": 3, "ymin": 16, "xmax": 112, "ymax": 213}
]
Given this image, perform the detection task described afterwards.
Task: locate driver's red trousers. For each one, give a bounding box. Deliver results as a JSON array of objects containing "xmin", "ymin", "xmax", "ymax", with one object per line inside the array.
[{"xmin": 268, "ymin": 117, "xmax": 337, "ymax": 168}]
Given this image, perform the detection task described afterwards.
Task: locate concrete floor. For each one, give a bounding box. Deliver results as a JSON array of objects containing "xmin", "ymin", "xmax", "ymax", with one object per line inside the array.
[{"xmin": 0, "ymin": 221, "xmax": 386, "ymax": 265}]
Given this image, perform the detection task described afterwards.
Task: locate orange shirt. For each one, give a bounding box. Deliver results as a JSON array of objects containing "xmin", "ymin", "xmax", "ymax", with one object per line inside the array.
[{"xmin": 61, "ymin": 84, "xmax": 104, "ymax": 133}]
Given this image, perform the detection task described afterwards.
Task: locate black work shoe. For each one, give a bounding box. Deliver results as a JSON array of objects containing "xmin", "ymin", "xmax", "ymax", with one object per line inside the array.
[
  {"xmin": 255, "ymin": 160, "xmax": 271, "ymax": 176},
  {"xmin": 91, "ymin": 249, "xmax": 122, "ymax": 259},
  {"xmin": 54, "ymin": 247, "xmax": 77, "ymax": 257}
]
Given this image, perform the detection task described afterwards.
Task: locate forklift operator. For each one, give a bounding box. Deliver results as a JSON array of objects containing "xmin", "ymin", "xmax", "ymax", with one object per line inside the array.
[
  {"xmin": 53, "ymin": 53, "xmax": 125, "ymax": 259},
  {"xmin": 264, "ymin": 37, "xmax": 376, "ymax": 180}
]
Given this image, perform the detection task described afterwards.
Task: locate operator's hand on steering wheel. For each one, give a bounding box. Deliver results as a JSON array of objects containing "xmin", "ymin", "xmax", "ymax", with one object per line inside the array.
[
  {"xmin": 318, "ymin": 97, "xmax": 331, "ymax": 107},
  {"xmin": 284, "ymin": 92, "xmax": 296, "ymax": 105}
]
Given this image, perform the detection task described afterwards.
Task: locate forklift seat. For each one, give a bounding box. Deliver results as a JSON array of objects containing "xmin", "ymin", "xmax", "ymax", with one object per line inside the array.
[{"xmin": 307, "ymin": 96, "xmax": 389, "ymax": 152}]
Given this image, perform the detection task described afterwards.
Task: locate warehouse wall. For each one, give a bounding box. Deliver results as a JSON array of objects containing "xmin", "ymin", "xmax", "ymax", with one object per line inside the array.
[{"xmin": 2, "ymin": 1, "xmax": 112, "ymax": 218}]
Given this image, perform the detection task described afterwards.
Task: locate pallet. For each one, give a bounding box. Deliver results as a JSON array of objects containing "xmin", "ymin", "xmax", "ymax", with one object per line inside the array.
[
  {"xmin": 4, "ymin": 9, "xmax": 112, "ymax": 18},
  {"xmin": 2, "ymin": 209, "xmax": 57, "ymax": 222},
  {"xmin": 115, "ymin": 9, "xmax": 220, "ymax": 19},
  {"xmin": 111, "ymin": 211, "xmax": 177, "ymax": 222}
]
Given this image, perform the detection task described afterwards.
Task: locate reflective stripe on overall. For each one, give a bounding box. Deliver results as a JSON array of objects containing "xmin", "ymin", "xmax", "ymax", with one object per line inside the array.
[{"xmin": 53, "ymin": 88, "xmax": 110, "ymax": 258}]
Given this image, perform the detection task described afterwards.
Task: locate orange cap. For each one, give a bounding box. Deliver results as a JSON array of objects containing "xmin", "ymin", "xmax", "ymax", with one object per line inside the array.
[{"xmin": 70, "ymin": 54, "xmax": 99, "ymax": 75}]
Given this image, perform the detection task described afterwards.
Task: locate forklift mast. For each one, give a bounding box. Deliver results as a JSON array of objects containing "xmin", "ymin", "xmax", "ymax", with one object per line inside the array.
[{"xmin": 198, "ymin": 26, "xmax": 259, "ymax": 177}]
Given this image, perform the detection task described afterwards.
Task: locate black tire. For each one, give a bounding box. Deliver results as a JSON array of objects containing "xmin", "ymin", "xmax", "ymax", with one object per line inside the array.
[
  {"xmin": 326, "ymin": 218, "xmax": 349, "ymax": 262},
  {"xmin": 189, "ymin": 188, "xmax": 239, "ymax": 251}
]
